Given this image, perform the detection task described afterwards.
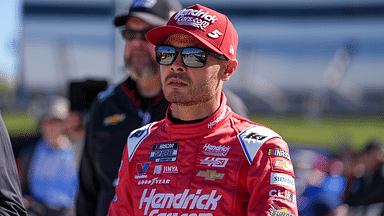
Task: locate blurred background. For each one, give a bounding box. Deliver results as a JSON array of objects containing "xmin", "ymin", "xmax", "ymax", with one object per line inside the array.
[{"xmin": 0, "ymin": 0, "xmax": 383, "ymax": 214}]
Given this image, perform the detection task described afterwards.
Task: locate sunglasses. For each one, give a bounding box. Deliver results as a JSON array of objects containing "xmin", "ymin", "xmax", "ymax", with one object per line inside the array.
[
  {"xmin": 120, "ymin": 28, "xmax": 152, "ymax": 41},
  {"xmin": 155, "ymin": 46, "xmax": 228, "ymax": 68}
]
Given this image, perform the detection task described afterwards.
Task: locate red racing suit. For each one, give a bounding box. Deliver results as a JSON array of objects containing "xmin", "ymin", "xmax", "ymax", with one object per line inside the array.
[{"xmin": 108, "ymin": 93, "xmax": 298, "ymax": 216}]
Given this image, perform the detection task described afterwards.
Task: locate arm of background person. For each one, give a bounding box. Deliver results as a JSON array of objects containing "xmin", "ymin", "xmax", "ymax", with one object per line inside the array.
[
  {"xmin": 76, "ymin": 104, "xmax": 101, "ymax": 216},
  {"xmin": 0, "ymin": 113, "xmax": 27, "ymax": 216},
  {"xmin": 222, "ymin": 87, "xmax": 250, "ymax": 119}
]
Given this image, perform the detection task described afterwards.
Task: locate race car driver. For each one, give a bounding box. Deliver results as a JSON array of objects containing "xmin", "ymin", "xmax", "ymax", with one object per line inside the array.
[{"xmin": 108, "ymin": 4, "xmax": 298, "ymax": 216}]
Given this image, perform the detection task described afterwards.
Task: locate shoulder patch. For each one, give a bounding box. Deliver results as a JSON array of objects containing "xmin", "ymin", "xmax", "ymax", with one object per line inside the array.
[
  {"xmin": 127, "ymin": 122, "xmax": 155, "ymax": 161},
  {"xmin": 97, "ymin": 86, "xmax": 115, "ymax": 102},
  {"xmin": 238, "ymin": 125, "xmax": 281, "ymax": 164}
]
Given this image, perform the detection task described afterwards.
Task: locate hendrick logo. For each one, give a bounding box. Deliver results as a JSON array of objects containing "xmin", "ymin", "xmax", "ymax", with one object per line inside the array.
[
  {"xmin": 202, "ymin": 143, "xmax": 230, "ymax": 156},
  {"xmin": 173, "ymin": 8, "xmax": 219, "ymax": 31},
  {"xmin": 140, "ymin": 189, "xmax": 222, "ymax": 215},
  {"xmin": 208, "ymin": 112, "xmax": 225, "ymax": 129}
]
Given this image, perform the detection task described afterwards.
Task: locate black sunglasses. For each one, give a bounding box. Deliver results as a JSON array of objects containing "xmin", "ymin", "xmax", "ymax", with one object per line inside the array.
[
  {"xmin": 155, "ymin": 46, "xmax": 228, "ymax": 68},
  {"xmin": 120, "ymin": 28, "xmax": 152, "ymax": 41}
]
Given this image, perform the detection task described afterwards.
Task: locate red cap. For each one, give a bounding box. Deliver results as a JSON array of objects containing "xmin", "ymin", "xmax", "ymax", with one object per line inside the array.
[{"xmin": 146, "ymin": 4, "xmax": 238, "ymax": 60}]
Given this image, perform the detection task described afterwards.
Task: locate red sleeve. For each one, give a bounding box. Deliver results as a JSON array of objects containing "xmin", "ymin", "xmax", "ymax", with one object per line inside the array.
[
  {"xmin": 247, "ymin": 137, "xmax": 298, "ymax": 216},
  {"xmin": 107, "ymin": 145, "xmax": 134, "ymax": 215}
]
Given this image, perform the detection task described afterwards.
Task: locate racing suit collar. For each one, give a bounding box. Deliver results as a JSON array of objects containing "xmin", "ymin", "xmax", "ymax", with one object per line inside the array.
[{"xmin": 165, "ymin": 91, "xmax": 232, "ymax": 140}]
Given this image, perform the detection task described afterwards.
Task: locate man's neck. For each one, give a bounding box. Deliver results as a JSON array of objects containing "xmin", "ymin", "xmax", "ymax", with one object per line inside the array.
[
  {"xmin": 135, "ymin": 75, "xmax": 162, "ymax": 98},
  {"xmin": 170, "ymin": 93, "xmax": 221, "ymax": 121}
]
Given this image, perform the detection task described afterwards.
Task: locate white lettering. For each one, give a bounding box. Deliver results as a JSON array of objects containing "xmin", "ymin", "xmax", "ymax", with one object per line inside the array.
[
  {"xmin": 270, "ymin": 172, "xmax": 295, "ymax": 190},
  {"xmin": 203, "ymin": 144, "xmax": 230, "ymax": 156},
  {"xmin": 139, "ymin": 189, "xmax": 222, "ymax": 215}
]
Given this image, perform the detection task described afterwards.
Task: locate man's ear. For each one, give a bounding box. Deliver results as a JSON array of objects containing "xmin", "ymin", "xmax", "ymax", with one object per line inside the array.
[{"xmin": 221, "ymin": 59, "xmax": 238, "ymax": 81}]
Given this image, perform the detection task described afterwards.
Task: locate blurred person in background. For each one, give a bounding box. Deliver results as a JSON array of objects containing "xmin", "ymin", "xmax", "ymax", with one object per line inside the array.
[
  {"xmin": 18, "ymin": 96, "xmax": 79, "ymax": 216},
  {"xmin": 64, "ymin": 110, "xmax": 85, "ymax": 168},
  {"xmin": 0, "ymin": 113, "xmax": 27, "ymax": 216},
  {"xmin": 298, "ymin": 152, "xmax": 347, "ymax": 216},
  {"xmin": 343, "ymin": 139, "xmax": 384, "ymax": 215},
  {"xmin": 297, "ymin": 152, "xmax": 332, "ymax": 216},
  {"xmin": 76, "ymin": 0, "xmax": 249, "ymax": 215}
]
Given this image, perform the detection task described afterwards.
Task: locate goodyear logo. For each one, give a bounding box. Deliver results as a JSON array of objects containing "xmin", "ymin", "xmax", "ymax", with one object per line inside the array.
[
  {"xmin": 196, "ymin": 170, "xmax": 224, "ymax": 181},
  {"xmin": 103, "ymin": 113, "xmax": 126, "ymax": 126}
]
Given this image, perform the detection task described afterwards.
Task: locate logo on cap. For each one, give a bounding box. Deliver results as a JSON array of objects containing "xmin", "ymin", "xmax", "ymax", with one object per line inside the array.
[
  {"xmin": 208, "ymin": 30, "xmax": 223, "ymax": 39},
  {"xmin": 173, "ymin": 8, "xmax": 219, "ymax": 31},
  {"xmin": 132, "ymin": 0, "xmax": 157, "ymax": 8}
]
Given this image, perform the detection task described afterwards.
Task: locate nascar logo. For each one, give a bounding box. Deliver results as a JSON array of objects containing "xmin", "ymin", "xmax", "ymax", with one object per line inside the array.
[{"xmin": 268, "ymin": 148, "xmax": 291, "ymax": 161}]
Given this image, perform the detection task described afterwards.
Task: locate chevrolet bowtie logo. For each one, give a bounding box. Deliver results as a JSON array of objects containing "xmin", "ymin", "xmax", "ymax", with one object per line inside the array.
[{"xmin": 196, "ymin": 170, "xmax": 225, "ymax": 181}]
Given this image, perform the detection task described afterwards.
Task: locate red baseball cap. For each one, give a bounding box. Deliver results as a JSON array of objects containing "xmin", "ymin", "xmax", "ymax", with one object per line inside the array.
[{"xmin": 146, "ymin": 4, "xmax": 238, "ymax": 60}]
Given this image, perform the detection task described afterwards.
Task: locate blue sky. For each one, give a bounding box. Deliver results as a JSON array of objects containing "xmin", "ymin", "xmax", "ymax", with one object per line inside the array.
[{"xmin": 0, "ymin": 0, "xmax": 20, "ymax": 86}]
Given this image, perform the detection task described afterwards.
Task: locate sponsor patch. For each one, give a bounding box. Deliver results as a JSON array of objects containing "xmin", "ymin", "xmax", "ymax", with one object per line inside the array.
[
  {"xmin": 238, "ymin": 125, "xmax": 281, "ymax": 164},
  {"xmin": 153, "ymin": 165, "xmax": 178, "ymax": 174},
  {"xmin": 135, "ymin": 162, "xmax": 150, "ymax": 179},
  {"xmin": 202, "ymin": 143, "xmax": 230, "ymax": 156},
  {"xmin": 268, "ymin": 148, "xmax": 291, "ymax": 161},
  {"xmin": 271, "ymin": 158, "xmax": 294, "ymax": 173},
  {"xmin": 149, "ymin": 142, "xmax": 179, "ymax": 162},
  {"xmin": 196, "ymin": 170, "xmax": 225, "ymax": 181},
  {"xmin": 208, "ymin": 111, "xmax": 225, "ymax": 128},
  {"xmin": 140, "ymin": 189, "xmax": 221, "ymax": 216},
  {"xmin": 270, "ymin": 172, "xmax": 295, "ymax": 190},
  {"xmin": 173, "ymin": 8, "xmax": 219, "ymax": 31},
  {"xmin": 269, "ymin": 201, "xmax": 296, "ymax": 216},
  {"xmin": 103, "ymin": 113, "xmax": 126, "ymax": 126},
  {"xmin": 195, "ymin": 168, "xmax": 227, "ymax": 184},
  {"xmin": 200, "ymin": 157, "xmax": 228, "ymax": 168},
  {"xmin": 137, "ymin": 177, "xmax": 170, "ymax": 186},
  {"xmin": 269, "ymin": 189, "xmax": 297, "ymax": 204}
]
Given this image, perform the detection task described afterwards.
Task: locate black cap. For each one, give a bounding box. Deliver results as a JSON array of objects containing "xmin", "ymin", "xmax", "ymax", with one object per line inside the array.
[
  {"xmin": 364, "ymin": 139, "xmax": 383, "ymax": 153},
  {"xmin": 114, "ymin": 0, "xmax": 183, "ymax": 27}
]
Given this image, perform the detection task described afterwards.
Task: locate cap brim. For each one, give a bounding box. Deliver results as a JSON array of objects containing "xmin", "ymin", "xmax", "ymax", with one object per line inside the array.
[
  {"xmin": 114, "ymin": 15, "xmax": 128, "ymax": 27},
  {"xmin": 114, "ymin": 12, "xmax": 168, "ymax": 27},
  {"xmin": 146, "ymin": 26, "xmax": 224, "ymax": 56}
]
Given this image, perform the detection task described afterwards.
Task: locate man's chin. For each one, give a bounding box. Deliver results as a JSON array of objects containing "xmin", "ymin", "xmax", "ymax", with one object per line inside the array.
[{"xmin": 127, "ymin": 65, "xmax": 159, "ymax": 80}]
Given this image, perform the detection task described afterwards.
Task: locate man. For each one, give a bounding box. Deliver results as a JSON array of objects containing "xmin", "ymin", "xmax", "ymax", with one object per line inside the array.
[
  {"xmin": 108, "ymin": 4, "xmax": 298, "ymax": 215},
  {"xmin": 344, "ymin": 139, "xmax": 384, "ymax": 215},
  {"xmin": 0, "ymin": 113, "xmax": 27, "ymax": 216},
  {"xmin": 76, "ymin": 0, "xmax": 249, "ymax": 215},
  {"xmin": 19, "ymin": 96, "xmax": 78, "ymax": 216}
]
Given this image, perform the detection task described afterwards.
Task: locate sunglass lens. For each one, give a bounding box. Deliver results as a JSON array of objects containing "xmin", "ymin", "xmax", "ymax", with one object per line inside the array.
[
  {"xmin": 157, "ymin": 46, "xmax": 176, "ymax": 65},
  {"xmin": 182, "ymin": 48, "xmax": 206, "ymax": 68},
  {"xmin": 121, "ymin": 30, "xmax": 135, "ymax": 40}
]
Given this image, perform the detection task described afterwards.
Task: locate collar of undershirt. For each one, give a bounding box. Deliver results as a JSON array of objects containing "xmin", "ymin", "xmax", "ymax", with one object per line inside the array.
[{"xmin": 121, "ymin": 77, "xmax": 164, "ymax": 111}]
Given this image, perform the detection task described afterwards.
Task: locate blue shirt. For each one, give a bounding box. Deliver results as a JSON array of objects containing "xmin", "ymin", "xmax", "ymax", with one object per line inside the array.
[{"xmin": 29, "ymin": 139, "xmax": 79, "ymax": 208}]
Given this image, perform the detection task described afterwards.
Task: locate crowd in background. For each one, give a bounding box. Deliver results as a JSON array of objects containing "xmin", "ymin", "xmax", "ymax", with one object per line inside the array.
[
  {"xmin": 6, "ymin": 93, "xmax": 382, "ymax": 215},
  {"xmin": 293, "ymin": 138, "xmax": 384, "ymax": 216}
]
